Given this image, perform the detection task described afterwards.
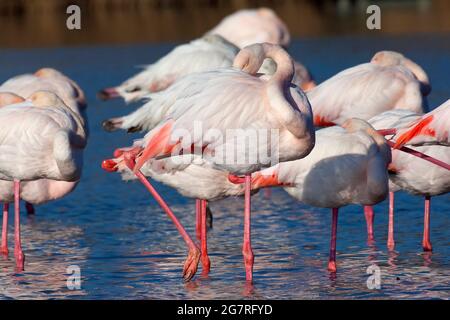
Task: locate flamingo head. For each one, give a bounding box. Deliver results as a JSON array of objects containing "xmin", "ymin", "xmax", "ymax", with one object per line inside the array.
[
  {"xmin": 34, "ymin": 67, "xmax": 63, "ymax": 78},
  {"xmin": 0, "ymin": 92, "xmax": 25, "ymax": 107},
  {"xmin": 28, "ymin": 91, "xmax": 67, "ymax": 109},
  {"xmin": 342, "ymin": 118, "xmax": 392, "ymax": 165},
  {"xmin": 371, "ymin": 51, "xmax": 431, "ymax": 95},
  {"xmin": 233, "ymin": 43, "xmax": 267, "ymax": 75}
]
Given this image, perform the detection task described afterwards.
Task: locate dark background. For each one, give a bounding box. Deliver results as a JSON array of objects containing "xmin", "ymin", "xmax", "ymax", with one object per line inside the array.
[{"xmin": 1, "ymin": 0, "xmax": 449, "ymax": 48}]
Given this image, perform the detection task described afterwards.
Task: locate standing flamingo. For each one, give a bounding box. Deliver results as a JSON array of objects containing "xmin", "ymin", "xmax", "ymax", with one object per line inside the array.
[
  {"xmin": 250, "ymin": 119, "xmax": 391, "ymax": 272},
  {"xmin": 369, "ymin": 104, "xmax": 450, "ymax": 251},
  {"xmin": 102, "ymin": 43, "xmax": 315, "ymax": 281},
  {"xmin": 0, "ymin": 69, "xmax": 88, "ymax": 215},
  {"xmin": 307, "ymin": 51, "xmax": 430, "ymax": 126},
  {"xmin": 0, "ymin": 91, "xmax": 87, "ymax": 270},
  {"xmin": 207, "ymin": 8, "xmax": 290, "ymax": 49}
]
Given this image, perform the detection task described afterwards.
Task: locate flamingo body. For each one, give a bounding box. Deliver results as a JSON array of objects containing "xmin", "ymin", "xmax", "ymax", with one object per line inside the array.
[
  {"xmin": 308, "ymin": 51, "xmax": 429, "ymax": 126},
  {"xmin": 207, "ymin": 8, "xmax": 290, "ymax": 48}
]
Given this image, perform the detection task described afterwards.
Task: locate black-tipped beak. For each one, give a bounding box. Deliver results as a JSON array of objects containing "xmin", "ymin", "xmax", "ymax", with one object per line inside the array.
[
  {"xmin": 97, "ymin": 87, "xmax": 120, "ymax": 101},
  {"xmin": 102, "ymin": 118, "xmax": 121, "ymax": 132}
]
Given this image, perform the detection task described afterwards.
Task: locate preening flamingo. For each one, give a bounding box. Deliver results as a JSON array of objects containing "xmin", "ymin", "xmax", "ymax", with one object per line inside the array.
[
  {"xmin": 102, "ymin": 43, "xmax": 315, "ymax": 281},
  {"xmin": 307, "ymin": 51, "xmax": 430, "ymax": 126},
  {"xmin": 0, "ymin": 91, "xmax": 87, "ymax": 270},
  {"xmin": 369, "ymin": 106, "xmax": 450, "ymax": 251},
  {"xmin": 102, "ymin": 55, "xmax": 314, "ymax": 133},
  {"xmin": 207, "ymin": 8, "xmax": 290, "ymax": 49},
  {"xmin": 250, "ymin": 119, "xmax": 391, "ymax": 272},
  {"xmin": 98, "ymin": 35, "xmax": 239, "ymax": 102}
]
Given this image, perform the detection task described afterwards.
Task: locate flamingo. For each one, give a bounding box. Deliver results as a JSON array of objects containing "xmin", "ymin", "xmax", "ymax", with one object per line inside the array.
[
  {"xmin": 250, "ymin": 119, "xmax": 391, "ymax": 272},
  {"xmin": 369, "ymin": 105, "xmax": 450, "ymax": 251},
  {"xmin": 0, "ymin": 91, "xmax": 87, "ymax": 270},
  {"xmin": 102, "ymin": 57, "xmax": 314, "ymax": 132},
  {"xmin": 98, "ymin": 35, "xmax": 239, "ymax": 102},
  {"xmin": 0, "ymin": 68, "xmax": 86, "ymax": 114},
  {"xmin": 102, "ymin": 43, "xmax": 315, "ymax": 281},
  {"xmin": 307, "ymin": 51, "xmax": 430, "ymax": 126},
  {"xmin": 207, "ymin": 8, "xmax": 291, "ymax": 49},
  {"xmin": 0, "ymin": 68, "xmax": 87, "ymax": 215}
]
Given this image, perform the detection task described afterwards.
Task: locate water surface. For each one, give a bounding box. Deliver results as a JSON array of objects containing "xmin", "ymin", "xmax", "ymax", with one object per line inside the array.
[{"xmin": 0, "ymin": 34, "xmax": 449, "ymax": 299}]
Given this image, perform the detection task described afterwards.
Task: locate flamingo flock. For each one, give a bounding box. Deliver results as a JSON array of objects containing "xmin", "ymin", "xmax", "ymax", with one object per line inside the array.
[{"xmin": 0, "ymin": 8, "xmax": 448, "ymax": 284}]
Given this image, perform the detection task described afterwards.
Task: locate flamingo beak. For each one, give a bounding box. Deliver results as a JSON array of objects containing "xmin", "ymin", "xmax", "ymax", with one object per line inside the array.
[
  {"xmin": 98, "ymin": 87, "xmax": 120, "ymax": 101},
  {"xmin": 102, "ymin": 159, "xmax": 118, "ymax": 172}
]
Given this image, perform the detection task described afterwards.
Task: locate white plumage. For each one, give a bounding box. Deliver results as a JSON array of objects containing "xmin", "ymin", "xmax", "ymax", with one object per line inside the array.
[
  {"xmin": 307, "ymin": 51, "xmax": 429, "ymax": 126},
  {"xmin": 207, "ymin": 8, "xmax": 290, "ymax": 48}
]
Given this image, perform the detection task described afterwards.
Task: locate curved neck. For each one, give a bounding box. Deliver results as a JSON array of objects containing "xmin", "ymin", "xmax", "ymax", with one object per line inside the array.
[
  {"xmin": 262, "ymin": 45, "xmax": 309, "ymax": 139},
  {"xmin": 262, "ymin": 43, "xmax": 294, "ymax": 89}
]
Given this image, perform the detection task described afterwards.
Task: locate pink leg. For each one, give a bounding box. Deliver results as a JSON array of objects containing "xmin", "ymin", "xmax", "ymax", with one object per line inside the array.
[
  {"xmin": 200, "ymin": 199, "xmax": 210, "ymax": 274},
  {"xmin": 195, "ymin": 199, "xmax": 201, "ymax": 241},
  {"xmin": 25, "ymin": 202, "xmax": 35, "ymax": 215},
  {"xmin": 124, "ymin": 155, "xmax": 200, "ymax": 281},
  {"xmin": 387, "ymin": 192, "xmax": 395, "ymax": 250},
  {"xmin": 327, "ymin": 208, "xmax": 338, "ymax": 273},
  {"xmin": 422, "ymin": 196, "xmax": 432, "ymax": 252},
  {"xmin": 364, "ymin": 206, "xmax": 375, "ymax": 243},
  {"xmin": 1, "ymin": 203, "xmax": 9, "ymax": 255},
  {"xmin": 14, "ymin": 181, "xmax": 25, "ymax": 271},
  {"xmin": 243, "ymin": 173, "xmax": 254, "ymax": 282}
]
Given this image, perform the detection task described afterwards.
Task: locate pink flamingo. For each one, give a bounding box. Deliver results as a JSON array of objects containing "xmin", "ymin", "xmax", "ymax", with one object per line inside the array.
[
  {"xmin": 102, "ymin": 56, "xmax": 314, "ymax": 132},
  {"xmin": 369, "ymin": 103, "xmax": 449, "ymax": 251},
  {"xmin": 207, "ymin": 8, "xmax": 291, "ymax": 49},
  {"xmin": 102, "ymin": 43, "xmax": 315, "ymax": 281},
  {"xmin": 0, "ymin": 91, "xmax": 87, "ymax": 270},
  {"xmin": 250, "ymin": 119, "xmax": 391, "ymax": 272},
  {"xmin": 307, "ymin": 51, "xmax": 430, "ymax": 126},
  {"xmin": 0, "ymin": 68, "xmax": 87, "ymax": 215}
]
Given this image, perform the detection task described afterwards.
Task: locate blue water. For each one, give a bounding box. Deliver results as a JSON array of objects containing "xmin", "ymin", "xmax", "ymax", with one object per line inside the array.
[{"xmin": 0, "ymin": 34, "xmax": 449, "ymax": 299}]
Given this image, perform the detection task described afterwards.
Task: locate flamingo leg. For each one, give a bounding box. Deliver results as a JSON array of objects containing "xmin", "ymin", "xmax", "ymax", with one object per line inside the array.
[
  {"xmin": 327, "ymin": 208, "xmax": 338, "ymax": 273},
  {"xmin": 364, "ymin": 206, "xmax": 375, "ymax": 243},
  {"xmin": 200, "ymin": 199, "xmax": 211, "ymax": 274},
  {"xmin": 422, "ymin": 196, "xmax": 432, "ymax": 252},
  {"xmin": 1, "ymin": 203, "xmax": 9, "ymax": 255},
  {"xmin": 123, "ymin": 154, "xmax": 200, "ymax": 281},
  {"xmin": 195, "ymin": 199, "xmax": 201, "ymax": 241},
  {"xmin": 206, "ymin": 204, "xmax": 213, "ymax": 229},
  {"xmin": 14, "ymin": 181, "xmax": 25, "ymax": 271},
  {"xmin": 243, "ymin": 173, "xmax": 254, "ymax": 282},
  {"xmin": 387, "ymin": 191, "xmax": 395, "ymax": 250},
  {"xmin": 25, "ymin": 202, "xmax": 35, "ymax": 215}
]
